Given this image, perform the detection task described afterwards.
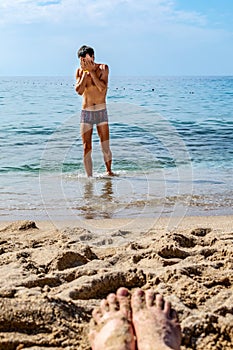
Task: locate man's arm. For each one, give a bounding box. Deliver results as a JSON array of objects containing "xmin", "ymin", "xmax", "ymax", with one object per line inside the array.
[
  {"xmin": 75, "ymin": 68, "xmax": 88, "ymax": 95},
  {"xmin": 89, "ymin": 64, "xmax": 109, "ymax": 92}
]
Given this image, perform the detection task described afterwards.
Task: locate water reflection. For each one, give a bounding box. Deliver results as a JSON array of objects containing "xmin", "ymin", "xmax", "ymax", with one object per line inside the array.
[
  {"xmin": 100, "ymin": 178, "xmax": 114, "ymax": 201},
  {"xmin": 82, "ymin": 178, "xmax": 114, "ymax": 219},
  {"xmin": 83, "ymin": 181, "xmax": 94, "ymax": 200}
]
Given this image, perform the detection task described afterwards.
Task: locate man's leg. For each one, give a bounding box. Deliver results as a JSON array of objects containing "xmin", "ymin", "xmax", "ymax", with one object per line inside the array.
[
  {"xmin": 97, "ymin": 122, "xmax": 113, "ymax": 176},
  {"xmin": 80, "ymin": 123, "xmax": 93, "ymax": 177}
]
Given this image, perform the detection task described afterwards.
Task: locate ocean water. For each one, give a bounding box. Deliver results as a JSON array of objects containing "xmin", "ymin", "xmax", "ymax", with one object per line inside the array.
[{"xmin": 0, "ymin": 76, "xmax": 232, "ymax": 224}]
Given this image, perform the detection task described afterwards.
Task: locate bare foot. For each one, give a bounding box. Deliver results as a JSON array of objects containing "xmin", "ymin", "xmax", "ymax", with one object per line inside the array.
[
  {"xmin": 131, "ymin": 289, "xmax": 181, "ymax": 350},
  {"xmin": 106, "ymin": 170, "xmax": 116, "ymax": 176},
  {"xmin": 89, "ymin": 287, "xmax": 136, "ymax": 350}
]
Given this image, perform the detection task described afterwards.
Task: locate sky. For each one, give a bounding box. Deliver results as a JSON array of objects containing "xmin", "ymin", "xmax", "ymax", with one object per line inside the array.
[{"xmin": 1, "ymin": 0, "xmax": 233, "ymax": 76}]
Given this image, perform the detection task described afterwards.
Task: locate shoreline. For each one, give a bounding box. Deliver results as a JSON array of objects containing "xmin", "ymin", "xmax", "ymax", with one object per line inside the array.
[{"xmin": 1, "ymin": 213, "xmax": 233, "ymax": 232}]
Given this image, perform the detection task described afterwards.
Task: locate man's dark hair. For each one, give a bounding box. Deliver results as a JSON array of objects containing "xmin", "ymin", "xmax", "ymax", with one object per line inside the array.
[{"xmin": 77, "ymin": 45, "xmax": 95, "ymax": 58}]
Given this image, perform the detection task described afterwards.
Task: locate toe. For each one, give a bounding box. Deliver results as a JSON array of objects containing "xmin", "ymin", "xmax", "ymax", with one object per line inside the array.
[
  {"xmin": 170, "ymin": 308, "xmax": 180, "ymax": 323},
  {"xmin": 145, "ymin": 289, "xmax": 155, "ymax": 307},
  {"xmin": 92, "ymin": 307, "xmax": 103, "ymax": 324},
  {"xmin": 117, "ymin": 287, "xmax": 131, "ymax": 318},
  {"xmin": 117, "ymin": 287, "xmax": 129, "ymax": 297},
  {"xmin": 100, "ymin": 298, "xmax": 109, "ymax": 313},
  {"xmin": 107, "ymin": 293, "xmax": 119, "ymax": 312},
  {"xmin": 156, "ymin": 294, "xmax": 164, "ymax": 310},
  {"xmin": 164, "ymin": 299, "xmax": 171, "ymax": 316},
  {"xmin": 131, "ymin": 288, "xmax": 146, "ymax": 312}
]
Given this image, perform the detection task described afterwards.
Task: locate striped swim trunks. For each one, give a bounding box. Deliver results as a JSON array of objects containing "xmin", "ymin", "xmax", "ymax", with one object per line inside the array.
[{"xmin": 80, "ymin": 108, "xmax": 108, "ymax": 125}]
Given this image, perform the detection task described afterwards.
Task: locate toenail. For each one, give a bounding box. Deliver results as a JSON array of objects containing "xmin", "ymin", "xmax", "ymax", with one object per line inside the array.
[
  {"xmin": 135, "ymin": 289, "xmax": 144, "ymax": 297},
  {"xmin": 147, "ymin": 290, "xmax": 154, "ymax": 296},
  {"xmin": 100, "ymin": 299, "xmax": 109, "ymax": 310},
  {"xmin": 117, "ymin": 287, "xmax": 129, "ymax": 296},
  {"xmin": 108, "ymin": 293, "xmax": 116, "ymax": 302}
]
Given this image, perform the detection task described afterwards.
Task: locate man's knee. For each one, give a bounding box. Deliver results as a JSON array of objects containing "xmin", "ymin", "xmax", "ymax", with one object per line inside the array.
[{"xmin": 83, "ymin": 142, "xmax": 92, "ymax": 155}]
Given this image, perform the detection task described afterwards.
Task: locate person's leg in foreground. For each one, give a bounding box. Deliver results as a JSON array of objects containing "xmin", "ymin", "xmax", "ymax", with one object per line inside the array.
[
  {"xmin": 89, "ymin": 287, "xmax": 135, "ymax": 350},
  {"xmin": 89, "ymin": 287, "xmax": 181, "ymax": 350}
]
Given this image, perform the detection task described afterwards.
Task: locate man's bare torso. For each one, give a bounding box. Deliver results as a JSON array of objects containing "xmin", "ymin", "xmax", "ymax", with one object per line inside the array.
[{"xmin": 77, "ymin": 64, "xmax": 108, "ymax": 111}]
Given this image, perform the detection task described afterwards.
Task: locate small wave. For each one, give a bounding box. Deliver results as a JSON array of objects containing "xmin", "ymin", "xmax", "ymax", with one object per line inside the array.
[
  {"xmin": 0, "ymin": 164, "xmax": 40, "ymax": 173},
  {"xmin": 15, "ymin": 128, "xmax": 54, "ymax": 136}
]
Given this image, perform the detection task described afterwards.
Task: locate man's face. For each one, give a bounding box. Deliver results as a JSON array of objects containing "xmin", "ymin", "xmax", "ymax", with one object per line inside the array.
[{"xmin": 80, "ymin": 54, "xmax": 94, "ymax": 64}]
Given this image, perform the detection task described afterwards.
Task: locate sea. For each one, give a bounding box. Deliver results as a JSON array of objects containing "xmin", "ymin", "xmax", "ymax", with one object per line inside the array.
[{"xmin": 0, "ymin": 76, "xmax": 232, "ymax": 226}]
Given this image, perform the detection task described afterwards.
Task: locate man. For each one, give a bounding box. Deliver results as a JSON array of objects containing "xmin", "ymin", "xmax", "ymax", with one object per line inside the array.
[{"xmin": 75, "ymin": 45, "xmax": 113, "ymax": 177}]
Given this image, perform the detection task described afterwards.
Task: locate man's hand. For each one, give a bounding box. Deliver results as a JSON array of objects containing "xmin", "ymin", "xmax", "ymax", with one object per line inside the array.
[{"xmin": 80, "ymin": 57, "xmax": 96, "ymax": 73}]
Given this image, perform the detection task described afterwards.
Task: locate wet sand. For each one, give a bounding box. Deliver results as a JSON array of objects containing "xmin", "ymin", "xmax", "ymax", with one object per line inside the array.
[{"xmin": 0, "ymin": 215, "xmax": 232, "ymax": 349}]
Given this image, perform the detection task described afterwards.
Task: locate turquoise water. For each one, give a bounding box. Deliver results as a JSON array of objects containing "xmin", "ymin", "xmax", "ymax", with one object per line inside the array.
[{"xmin": 0, "ymin": 76, "xmax": 232, "ymax": 222}]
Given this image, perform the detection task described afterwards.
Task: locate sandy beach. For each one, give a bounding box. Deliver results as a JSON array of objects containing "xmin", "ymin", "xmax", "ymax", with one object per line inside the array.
[{"xmin": 0, "ymin": 215, "xmax": 232, "ymax": 349}]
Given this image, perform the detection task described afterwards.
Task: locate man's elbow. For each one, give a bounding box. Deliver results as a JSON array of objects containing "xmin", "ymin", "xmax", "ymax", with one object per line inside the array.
[{"xmin": 75, "ymin": 86, "xmax": 83, "ymax": 95}]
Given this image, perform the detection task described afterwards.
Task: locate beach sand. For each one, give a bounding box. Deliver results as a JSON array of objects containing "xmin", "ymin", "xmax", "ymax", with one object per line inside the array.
[{"xmin": 0, "ymin": 215, "xmax": 232, "ymax": 349}]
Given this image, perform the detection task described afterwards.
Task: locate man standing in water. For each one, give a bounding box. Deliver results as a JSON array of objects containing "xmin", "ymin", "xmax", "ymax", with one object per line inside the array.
[{"xmin": 75, "ymin": 45, "xmax": 113, "ymax": 177}]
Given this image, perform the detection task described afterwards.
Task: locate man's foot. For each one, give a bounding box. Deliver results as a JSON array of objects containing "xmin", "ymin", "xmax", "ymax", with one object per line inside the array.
[
  {"xmin": 106, "ymin": 170, "xmax": 115, "ymax": 176},
  {"xmin": 89, "ymin": 287, "xmax": 136, "ymax": 350},
  {"xmin": 131, "ymin": 289, "xmax": 181, "ymax": 350}
]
